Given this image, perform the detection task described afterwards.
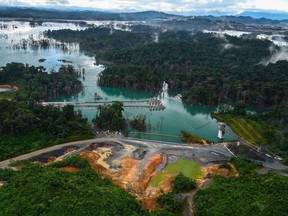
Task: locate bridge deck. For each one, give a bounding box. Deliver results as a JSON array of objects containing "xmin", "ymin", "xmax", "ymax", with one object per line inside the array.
[{"xmin": 39, "ymin": 99, "xmax": 165, "ymax": 110}]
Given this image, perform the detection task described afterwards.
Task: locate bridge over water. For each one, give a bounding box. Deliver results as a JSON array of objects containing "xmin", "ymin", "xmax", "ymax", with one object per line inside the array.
[{"xmin": 39, "ymin": 98, "xmax": 165, "ymax": 111}]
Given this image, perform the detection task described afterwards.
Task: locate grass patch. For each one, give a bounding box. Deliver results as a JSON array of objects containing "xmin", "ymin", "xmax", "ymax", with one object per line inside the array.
[
  {"xmin": 151, "ymin": 173, "xmax": 168, "ymax": 188},
  {"xmin": 0, "ymin": 91, "xmax": 17, "ymax": 100},
  {"xmin": 212, "ymin": 113, "xmax": 268, "ymax": 145},
  {"xmin": 151, "ymin": 160, "xmax": 203, "ymax": 187},
  {"xmin": 180, "ymin": 130, "xmax": 208, "ymax": 144}
]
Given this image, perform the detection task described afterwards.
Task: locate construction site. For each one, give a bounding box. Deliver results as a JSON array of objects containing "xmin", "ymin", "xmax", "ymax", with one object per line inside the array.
[{"xmin": 0, "ymin": 135, "xmax": 275, "ymax": 211}]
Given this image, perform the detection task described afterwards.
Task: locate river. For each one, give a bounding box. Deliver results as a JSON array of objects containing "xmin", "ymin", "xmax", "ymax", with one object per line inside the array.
[{"xmin": 0, "ymin": 20, "xmax": 234, "ymax": 143}]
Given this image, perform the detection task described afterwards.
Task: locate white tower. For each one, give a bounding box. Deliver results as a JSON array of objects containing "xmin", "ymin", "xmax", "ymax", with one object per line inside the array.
[{"xmin": 217, "ymin": 123, "xmax": 226, "ymax": 139}]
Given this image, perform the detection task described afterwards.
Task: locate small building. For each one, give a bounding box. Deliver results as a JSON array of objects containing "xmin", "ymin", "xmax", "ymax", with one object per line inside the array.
[{"xmin": 217, "ymin": 123, "xmax": 226, "ymax": 139}]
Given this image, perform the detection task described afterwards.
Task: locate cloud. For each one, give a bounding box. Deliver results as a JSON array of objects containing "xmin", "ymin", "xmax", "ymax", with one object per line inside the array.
[
  {"xmin": 45, "ymin": 0, "xmax": 70, "ymax": 4},
  {"xmin": 212, "ymin": 33, "xmax": 238, "ymax": 51},
  {"xmin": 262, "ymin": 44, "xmax": 288, "ymax": 65},
  {"xmin": 1, "ymin": 0, "xmax": 288, "ymax": 13},
  {"xmin": 240, "ymin": 0, "xmax": 288, "ymax": 12},
  {"xmin": 0, "ymin": 0, "xmax": 30, "ymax": 6},
  {"xmin": 0, "ymin": 0, "xmax": 70, "ymax": 6}
]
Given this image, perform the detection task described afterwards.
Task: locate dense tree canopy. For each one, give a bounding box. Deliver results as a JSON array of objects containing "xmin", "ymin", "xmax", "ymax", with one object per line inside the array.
[
  {"xmin": 172, "ymin": 173, "xmax": 196, "ymax": 193},
  {"xmin": 93, "ymin": 102, "xmax": 127, "ymax": 132},
  {"xmin": 0, "ymin": 161, "xmax": 146, "ymax": 216},
  {"xmin": 0, "ymin": 100, "xmax": 93, "ymax": 160},
  {"xmin": 46, "ymin": 28, "xmax": 288, "ymax": 160},
  {"xmin": 194, "ymin": 158, "xmax": 288, "ymax": 216},
  {"xmin": 45, "ymin": 27, "xmax": 153, "ymax": 55},
  {"xmin": 0, "ymin": 62, "xmax": 82, "ymax": 100},
  {"xmin": 0, "ymin": 62, "xmax": 94, "ymax": 161},
  {"xmin": 99, "ymin": 34, "xmax": 287, "ymax": 107},
  {"xmin": 0, "ymin": 156, "xmax": 189, "ymax": 216},
  {"xmin": 47, "ymin": 28, "xmax": 288, "ymax": 107}
]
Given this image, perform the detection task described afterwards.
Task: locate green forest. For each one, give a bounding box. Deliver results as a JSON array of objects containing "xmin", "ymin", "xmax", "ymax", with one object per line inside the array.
[
  {"xmin": 0, "ymin": 100, "xmax": 93, "ymax": 161},
  {"xmin": 45, "ymin": 27, "xmax": 153, "ymax": 56},
  {"xmin": 0, "ymin": 24, "xmax": 288, "ymax": 216},
  {"xmin": 1, "ymin": 156, "xmax": 287, "ymax": 216},
  {"xmin": 0, "ymin": 63, "xmax": 93, "ymax": 160},
  {"xmin": 0, "ymin": 156, "xmax": 190, "ymax": 216},
  {"xmin": 99, "ymin": 34, "xmax": 286, "ymax": 107},
  {"xmin": 0, "ymin": 159, "xmax": 146, "ymax": 216},
  {"xmin": 0, "ymin": 62, "xmax": 82, "ymax": 100},
  {"xmin": 194, "ymin": 158, "xmax": 288, "ymax": 216},
  {"xmin": 93, "ymin": 101, "xmax": 127, "ymax": 132},
  {"xmin": 46, "ymin": 27, "xmax": 288, "ymax": 164},
  {"xmin": 93, "ymin": 102, "xmax": 149, "ymax": 134},
  {"xmin": 47, "ymin": 29, "xmax": 287, "ymax": 107}
]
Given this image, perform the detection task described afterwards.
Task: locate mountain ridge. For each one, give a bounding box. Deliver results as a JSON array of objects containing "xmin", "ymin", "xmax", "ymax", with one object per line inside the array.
[{"xmin": 0, "ymin": 6, "xmax": 287, "ymax": 26}]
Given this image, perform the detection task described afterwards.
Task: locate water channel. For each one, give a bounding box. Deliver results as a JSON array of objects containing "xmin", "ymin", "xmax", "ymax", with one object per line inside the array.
[{"xmin": 0, "ymin": 20, "xmax": 235, "ymax": 142}]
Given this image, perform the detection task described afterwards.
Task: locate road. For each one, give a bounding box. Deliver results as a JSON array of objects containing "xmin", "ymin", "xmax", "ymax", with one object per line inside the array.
[
  {"xmin": 0, "ymin": 137, "xmax": 286, "ymax": 171},
  {"xmin": 0, "ymin": 138, "xmax": 114, "ymax": 169},
  {"xmin": 0, "ymin": 137, "xmax": 232, "ymax": 169}
]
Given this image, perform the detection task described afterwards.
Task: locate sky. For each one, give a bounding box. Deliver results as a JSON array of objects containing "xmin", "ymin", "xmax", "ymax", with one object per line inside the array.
[{"xmin": 1, "ymin": 0, "xmax": 288, "ymax": 14}]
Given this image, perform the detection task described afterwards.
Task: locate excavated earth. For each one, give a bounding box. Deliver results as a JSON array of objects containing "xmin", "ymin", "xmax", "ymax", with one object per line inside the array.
[
  {"xmin": 76, "ymin": 147, "xmax": 238, "ymax": 210},
  {"xmin": 59, "ymin": 167, "xmax": 79, "ymax": 173},
  {"xmin": 197, "ymin": 163, "xmax": 238, "ymax": 186},
  {"xmin": 80, "ymin": 150, "xmax": 168, "ymax": 209},
  {"xmin": 44, "ymin": 140, "xmax": 238, "ymax": 210}
]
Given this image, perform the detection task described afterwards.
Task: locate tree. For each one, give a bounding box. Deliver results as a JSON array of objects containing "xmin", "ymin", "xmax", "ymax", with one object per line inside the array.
[
  {"xmin": 234, "ymin": 102, "xmax": 246, "ymax": 116},
  {"xmin": 93, "ymin": 102, "xmax": 127, "ymax": 132},
  {"xmin": 129, "ymin": 114, "xmax": 148, "ymax": 131},
  {"xmin": 172, "ymin": 173, "xmax": 196, "ymax": 193}
]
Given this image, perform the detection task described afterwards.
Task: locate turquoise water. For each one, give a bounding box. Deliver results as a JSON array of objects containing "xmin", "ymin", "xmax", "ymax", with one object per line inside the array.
[{"xmin": 0, "ymin": 21, "xmax": 234, "ymax": 143}]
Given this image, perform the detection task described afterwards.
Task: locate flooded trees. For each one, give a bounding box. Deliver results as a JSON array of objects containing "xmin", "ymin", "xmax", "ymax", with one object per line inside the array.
[
  {"xmin": 129, "ymin": 114, "xmax": 149, "ymax": 131},
  {"xmin": 93, "ymin": 102, "xmax": 127, "ymax": 132}
]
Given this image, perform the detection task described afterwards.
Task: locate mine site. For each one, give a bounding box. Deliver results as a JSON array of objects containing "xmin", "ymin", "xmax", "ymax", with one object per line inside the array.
[{"xmin": 1, "ymin": 135, "xmax": 285, "ymax": 212}]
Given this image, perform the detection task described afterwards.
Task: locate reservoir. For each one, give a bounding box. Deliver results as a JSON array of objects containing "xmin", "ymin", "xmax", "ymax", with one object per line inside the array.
[{"xmin": 0, "ymin": 21, "xmax": 234, "ymax": 142}]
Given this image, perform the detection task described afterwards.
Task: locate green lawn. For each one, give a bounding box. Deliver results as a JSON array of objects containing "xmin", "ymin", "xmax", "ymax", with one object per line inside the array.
[
  {"xmin": 151, "ymin": 159, "xmax": 203, "ymax": 187},
  {"xmin": 0, "ymin": 91, "xmax": 16, "ymax": 100}
]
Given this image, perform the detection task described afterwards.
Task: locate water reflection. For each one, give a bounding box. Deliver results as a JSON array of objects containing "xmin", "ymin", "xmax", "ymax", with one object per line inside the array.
[
  {"xmin": 100, "ymin": 86, "xmax": 153, "ymax": 99},
  {"xmin": 0, "ymin": 21, "xmax": 234, "ymax": 142}
]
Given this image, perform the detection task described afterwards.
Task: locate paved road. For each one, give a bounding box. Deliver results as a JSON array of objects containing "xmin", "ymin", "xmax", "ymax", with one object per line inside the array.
[
  {"xmin": 0, "ymin": 137, "xmax": 286, "ymax": 171},
  {"xmin": 0, "ymin": 138, "xmax": 112, "ymax": 169},
  {"xmin": 0, "ymin": 137, "xmax": 232, "ymax": 169}
]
